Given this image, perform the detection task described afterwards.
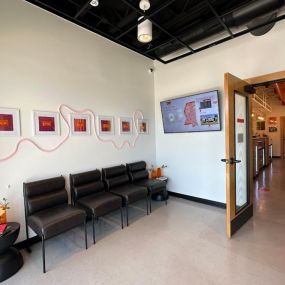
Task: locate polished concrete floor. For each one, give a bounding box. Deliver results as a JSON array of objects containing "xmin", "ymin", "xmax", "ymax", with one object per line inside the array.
[{"xmin": 4, "ymin": 159, "xmax": 285, "ymax": 284}]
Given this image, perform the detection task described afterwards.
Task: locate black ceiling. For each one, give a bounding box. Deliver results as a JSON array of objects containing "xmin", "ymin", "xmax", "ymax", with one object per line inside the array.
[{"xmin": 24, "ymin": 0, "xmax": 285, "ymax": 64}]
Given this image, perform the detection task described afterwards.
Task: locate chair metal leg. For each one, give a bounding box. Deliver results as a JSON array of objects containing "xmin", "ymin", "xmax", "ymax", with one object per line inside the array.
[
  {"xmin": 120, "ymin": 207, "xmax": 124, "ymax": 229},
  {"xmin": 42, "ymin": 236, "xmax": 46, "ymax": 274},
  {"xmin": 92, "ymin": 214, "xmax": 96, "ymax": 244},
  {"xmin": 149, "ymin": 196, "xmax": 152, "ymax": 213},
  {"xmin": 126, "ymin": 205, "xmax": 129, "ymax": 227},
  {"xmin": 25, "ymin": 222, "xmax": 32, "ymax": 253},
  {"xmin": 165, "ymin": 189, "xmax": 168, "ymax": 205},
  {"xmin": 146, "ymin": 197, "xmax": 149, "ymax": 215},
  {"xmin": 84, "ymin": 219, "xmax": 88, "ymax": 250}
]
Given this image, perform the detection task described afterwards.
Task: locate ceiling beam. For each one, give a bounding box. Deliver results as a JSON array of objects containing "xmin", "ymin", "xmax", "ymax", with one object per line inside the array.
[
  {"xmin": 164, "ymin": 13, "xmax": 285, "ymax": 64},
  {"xmin": 146, "ymin": 39, "xmax": 178, "ymax": 54},
  {"xmin": 204, "ymin": 0, "xmax": 234, "ymax": 38},
  {"xmin": 74, "ymin": 0, "xmax": 91, "ymax": 19},
  {"xmin": 120, "ymin": 0, "xmax": 195, "ymax": 53},
  {"xmin": 24, "ymin": 0, "xmax": 160, "ymax": 62}
]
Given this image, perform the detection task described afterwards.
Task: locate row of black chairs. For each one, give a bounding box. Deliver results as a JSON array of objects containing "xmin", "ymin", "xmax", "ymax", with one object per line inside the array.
[{"xmin": 23, "ymin": 161, "xmax": 167, "ymax": 273}]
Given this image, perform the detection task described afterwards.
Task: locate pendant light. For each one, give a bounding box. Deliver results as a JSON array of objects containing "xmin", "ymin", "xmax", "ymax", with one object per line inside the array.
[
  {"xmin": 137, "ymin": 0, "xmax": 152, "ymax": 43},
  {"xmin": 90, "ymin": 0, "xmax": 99, "ymax": 7}
]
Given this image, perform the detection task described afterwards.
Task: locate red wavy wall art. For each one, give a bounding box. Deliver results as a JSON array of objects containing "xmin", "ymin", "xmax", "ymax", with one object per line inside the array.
[{"xmin": 0, "ymin": 104, "xmax": 145, "ymax": 163}]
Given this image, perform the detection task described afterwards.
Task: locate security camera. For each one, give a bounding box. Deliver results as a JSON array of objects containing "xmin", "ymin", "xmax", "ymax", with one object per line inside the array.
[{"xmin": 148, "ymin": 68, "xmax": 154, "ymax": 74}]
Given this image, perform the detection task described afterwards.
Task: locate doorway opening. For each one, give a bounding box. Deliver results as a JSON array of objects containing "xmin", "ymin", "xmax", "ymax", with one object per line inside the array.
[{"xmin": 224, "ymin": 70, "xmax": 285, "ymax": 238}]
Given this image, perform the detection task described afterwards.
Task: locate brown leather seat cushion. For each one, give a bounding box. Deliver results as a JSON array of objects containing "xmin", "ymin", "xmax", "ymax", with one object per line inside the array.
[
  {"xmin": 28, "ymin": 204, "xmax": 86, "ymax": 239},
  {"xmin": 77, "ymin": 192, "xmax": 122, "ymax": 217},
  {"xmin": 109, "ymin": 184, "xmax": 148, "ymax": 204}
]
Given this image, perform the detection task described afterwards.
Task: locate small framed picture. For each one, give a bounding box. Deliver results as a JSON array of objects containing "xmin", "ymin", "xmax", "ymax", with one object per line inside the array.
[
  {"xmin": 33, "ymin": 110, "xmax": 60, "ymax": 136},
  {"xmin": 137, "ymin": 119, "xmax": 149, "ymax": 134},
  {"xmin": 98, "ymin": 116, "xmax": 114, "ymax": 135},
  {"xmin": 0, "ymin": 107, "xmax": 21, "ymax": 136},
  {"xmin": 70, "ymin": 113, "xmax": 91, "ymax": 136},
  {"xmin": 119, "ymin": 117, "xmax": 132, "ymax": 135}
]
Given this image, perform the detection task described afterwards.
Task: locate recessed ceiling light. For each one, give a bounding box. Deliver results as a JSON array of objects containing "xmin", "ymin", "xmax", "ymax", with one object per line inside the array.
[{"xmin": 90, "ymin": 0, "xmax": 99, "ymax": 7}]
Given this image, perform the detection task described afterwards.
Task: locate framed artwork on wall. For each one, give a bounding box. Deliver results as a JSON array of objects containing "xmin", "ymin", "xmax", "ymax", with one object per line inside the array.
[
  {"xmin": 98, "ymin": 116, "xmax": 114, "ymax": 135},
  {"xmin": 70, "ymin": 113, "xmax": 91, "ymax": 136},
  {"xmin": 137, "ymin": 119, "xmax": 149, "ymax": 134},
  {"xmin": 33, "ymin": 111, "xmax": 60, "ymax": 136},
  {"xmin": 119, "ymin": 117, "xmax": 132, "ymax": 135},
  {"xmin": 0, "ymin": 107, "xmax": 21, "ymax": 137},
  {"xmin": 269, "ymin": 117, "xmax": 277, "ymax": 125},
  {"xmin": 269, "ymin": 126, "xmax": 277, "ymax": 132}
]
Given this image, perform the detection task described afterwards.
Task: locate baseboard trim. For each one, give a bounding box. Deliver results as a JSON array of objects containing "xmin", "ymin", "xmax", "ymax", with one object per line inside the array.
[
  {"xmin": 168, "ymin": 191, "xmax": 226, "ymax": 209},
  {"xmin": 14, "ymin": 236, "xmax": 41, "ymax": 250}
]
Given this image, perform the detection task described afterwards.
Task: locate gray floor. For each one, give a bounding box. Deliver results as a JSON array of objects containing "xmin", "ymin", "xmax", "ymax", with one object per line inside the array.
[{"xmin": 4, "ymin": 159, "xmax": 285, "ymax": 284}]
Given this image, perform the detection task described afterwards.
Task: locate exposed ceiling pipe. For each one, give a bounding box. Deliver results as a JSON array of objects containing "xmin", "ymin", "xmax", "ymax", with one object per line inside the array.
[{"xmin": 155, "ymin": 0, "xmax": 285, "ymax": 58}]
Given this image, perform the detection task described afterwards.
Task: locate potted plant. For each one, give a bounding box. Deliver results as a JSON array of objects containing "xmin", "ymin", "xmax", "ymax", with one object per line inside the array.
[{"xmin": 0, "ymin": 198, "xmax": 10, "ymax": 224}]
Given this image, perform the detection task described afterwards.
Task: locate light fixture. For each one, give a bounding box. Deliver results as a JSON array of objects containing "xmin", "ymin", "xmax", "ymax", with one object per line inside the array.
[
  {"xmin": 257, "ymin": 116, "xmax": 265, "ymax": 121},
  {"xmin": 138, "ymin": 17, "xmax": 152, "ymax": 43},
  {"xmin": 137, "ymin": 0, "xmax": 152, "ymax": 43},
  {"xmin": 90, "ymin": 0, "xmax": 99, "ymax": 7},
  {"xmin": 139, "ymin": 0, "xmax": 150, "ymax": 10}
]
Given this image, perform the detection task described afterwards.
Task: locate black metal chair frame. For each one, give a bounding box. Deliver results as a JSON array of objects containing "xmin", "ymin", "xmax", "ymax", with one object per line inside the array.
[
  {"xmin": 69, "ymin": 171, "xmax": 124, "ymax": 244},
  {"xmin": 23, "ymin": 182, "xmax": 88, "ymax": 274},
  {"xmin": 89, "ymin": 206, "xmax": 124, "ymax": 244}
]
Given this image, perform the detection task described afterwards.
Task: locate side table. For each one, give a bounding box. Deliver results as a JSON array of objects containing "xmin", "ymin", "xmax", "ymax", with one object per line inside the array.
[
  {"xmin": 0, "ymin": 222, "xmax": 23, "ymax": 282},
  {"xmin": 152, "ymin": 177, "xmax": 169, "ymax": 201}
]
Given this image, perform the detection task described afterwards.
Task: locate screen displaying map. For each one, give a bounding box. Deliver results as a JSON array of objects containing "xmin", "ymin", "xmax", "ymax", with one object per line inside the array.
[{"xmin": 160, "ymin": 90, "xmax": 221, "ymax": 133}]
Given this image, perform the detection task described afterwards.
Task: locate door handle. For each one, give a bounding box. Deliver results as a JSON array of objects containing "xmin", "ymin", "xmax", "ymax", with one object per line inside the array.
[{"xmin": 221, "ymin": 158, "xmax": 241, "ymax": 164}]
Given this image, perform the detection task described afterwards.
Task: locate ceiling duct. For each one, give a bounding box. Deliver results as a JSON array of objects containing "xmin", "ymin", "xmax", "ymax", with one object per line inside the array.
[
  {"xmin": 247, "ymin": 12, "xmax": 278, "ymax": 36},
  {"xmin": 155, "ymin": 0, "xmax": 285, "ymax": 58}
]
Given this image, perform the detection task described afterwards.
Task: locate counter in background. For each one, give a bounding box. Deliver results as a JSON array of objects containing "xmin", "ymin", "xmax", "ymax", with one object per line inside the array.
[{"xmin": 253, "ymin": 137, "xmax": 272, "ymax": 178}]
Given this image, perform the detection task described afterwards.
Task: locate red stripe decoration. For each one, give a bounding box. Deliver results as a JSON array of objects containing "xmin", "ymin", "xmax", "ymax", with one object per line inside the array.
[{"xmin": 237, "ymin": 118, "xmax": 245, "ymax": 123}]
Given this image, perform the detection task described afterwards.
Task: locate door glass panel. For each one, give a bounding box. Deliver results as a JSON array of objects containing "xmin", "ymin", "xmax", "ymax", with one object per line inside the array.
[{"xmin": 235, "ymin": 92, "xmax": 249, "ymax": 213}]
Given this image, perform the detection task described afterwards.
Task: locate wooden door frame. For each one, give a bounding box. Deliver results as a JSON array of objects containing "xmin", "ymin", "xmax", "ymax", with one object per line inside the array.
[
  {"xmin": 224, "ymin": 73, "xmax": 253, "ymax": 238},
  {"xmin": 225, "ymin": 70, "xmax": 285, "ymax": 238},
  {"xmin": 280, "ymin": 116, "xmax": 285, "ymax": 159},
  {"xmin": 245, "ymin": 70, "xmax": 285, "ymax": 84}
]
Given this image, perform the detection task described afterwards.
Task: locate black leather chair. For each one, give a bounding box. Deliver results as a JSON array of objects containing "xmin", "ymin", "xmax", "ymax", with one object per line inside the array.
[
  {"xmin": 23, "ymin": 176, "xmax": 87, "ymax": 273},
  {"xmin": 70, "ymin": 169, "xmax": 123, "ymax": 244},
  {"xmin": 126, "ymin": 161, "xmax": 167, "ymax": 213},
  {"xmin": 102, "ymin": 165, "xmax": 148, "ymax": 226}
]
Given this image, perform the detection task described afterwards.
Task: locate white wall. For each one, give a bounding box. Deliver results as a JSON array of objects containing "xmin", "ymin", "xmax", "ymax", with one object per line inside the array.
[
  {"xmin": 154, "ymin": 21, "xmax": 285, "ymax": 203},
  {"xmin": 0, "ymin": 0, "xmax": 155, "ymax": 241}
]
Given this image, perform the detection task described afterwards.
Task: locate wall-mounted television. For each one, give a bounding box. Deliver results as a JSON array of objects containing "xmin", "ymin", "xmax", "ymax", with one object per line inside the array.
[{"xmin": 160, "ymin": 90, "xmax": 221, "ymax": 133}]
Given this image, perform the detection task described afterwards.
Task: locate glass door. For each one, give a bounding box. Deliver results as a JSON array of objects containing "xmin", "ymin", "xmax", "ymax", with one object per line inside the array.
[
  {"xmin": 223, "ymin": 73, "xmax": 253, "ymax": 238},
  {"xmin": 234, "ymin": 92, "xmax": 250, "ymax": 213}
]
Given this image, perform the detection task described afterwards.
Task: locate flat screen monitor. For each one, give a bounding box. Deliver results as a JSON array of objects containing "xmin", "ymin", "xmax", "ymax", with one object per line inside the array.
[{"xmin": 160, "ymin": 90, "xmax": 221, "ymax": 133}]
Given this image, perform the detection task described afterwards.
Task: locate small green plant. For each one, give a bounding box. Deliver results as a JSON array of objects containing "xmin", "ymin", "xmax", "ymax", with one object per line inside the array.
[{"xmin": 0, "ymin": 198, "xmax": 10, "ymax": 210}]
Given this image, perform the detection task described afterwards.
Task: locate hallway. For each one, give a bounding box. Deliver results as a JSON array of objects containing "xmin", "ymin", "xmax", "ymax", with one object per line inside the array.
[{"xmin": 233, "ymin": 158, "xmax": 285, "ymax": 280}]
